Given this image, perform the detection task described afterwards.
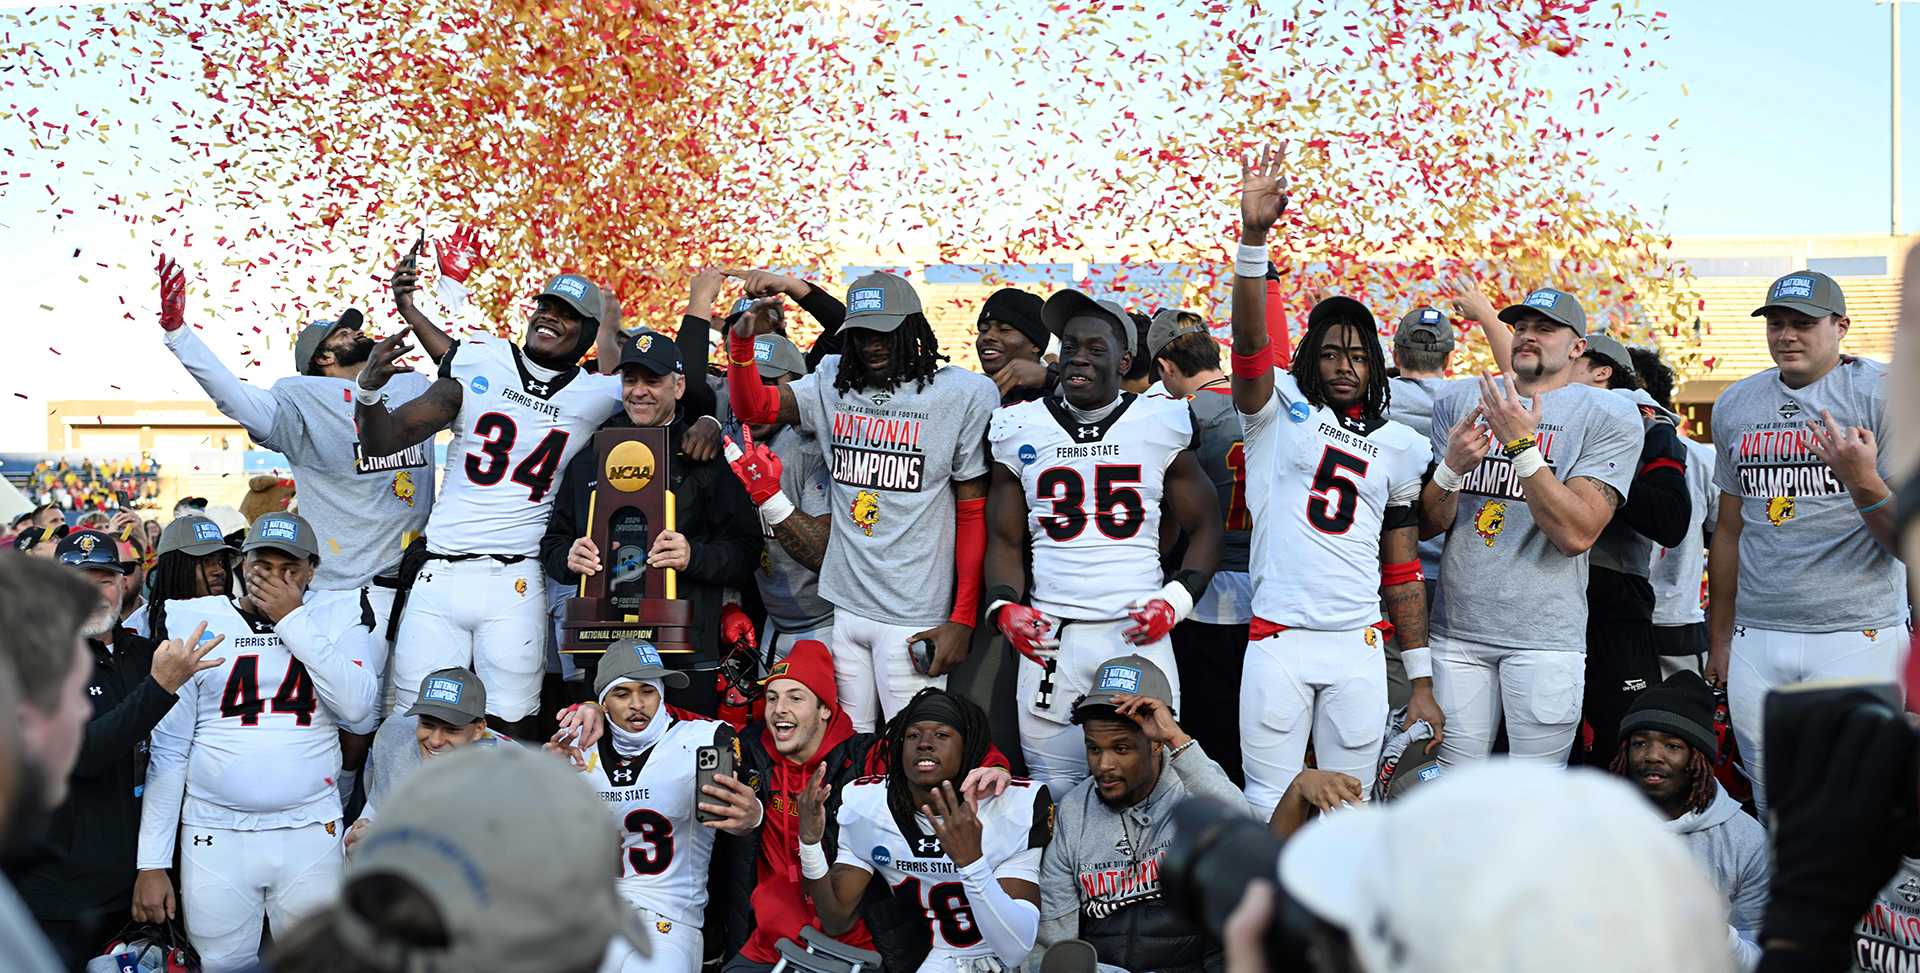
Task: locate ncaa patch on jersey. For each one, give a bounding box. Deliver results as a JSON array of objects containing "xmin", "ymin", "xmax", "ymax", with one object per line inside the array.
[
  {"xmin": 1287, "ymin": 401, "xmax": 1311, "ymax": 423},
  {"xmin": 470, "ymin": 376, "xmax": 490, "ymax": 395},
  {"xmin": 422, "ymin": 678, "xmax": 463, "ymax": 705},
  {"xmin": 1017, "ymin": 444, "xmax": 1037, "ymax": 465},
  {"xmin": 872, "ymin": 845, "xmax": 893, "ymax": 868},
  {"xmin": 850, "ymin": 287, "xmax": 886, "ymax": 313},
  {"xmin": 1096, "ymin": 665, "xmax": 1141, "ymax": 693}
]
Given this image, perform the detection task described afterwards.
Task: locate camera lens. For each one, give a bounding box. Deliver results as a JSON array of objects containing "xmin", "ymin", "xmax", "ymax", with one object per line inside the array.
[{"xmin": 1163, "ymin": 798, "xmax": 1322, "ymax": 972}]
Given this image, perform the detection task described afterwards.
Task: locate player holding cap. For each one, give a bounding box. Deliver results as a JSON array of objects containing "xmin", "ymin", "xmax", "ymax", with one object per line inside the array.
[
  {"xmin": 1229, "ymin": 147, "xmax": 1438, "ymax": 820},
  {"xmin": 550, "ymin": 640, "xmax": 763, "ymax": 973},
  {"xmin": 132, "ymin": 513, "xmax": 379, "ymax": 972},
  {"xmin": 1419, "ymin": 277, "xmax": 1643, "ymax": 768},
  {"xmin": 726, "ymin": 272, "xmax": 1001, "ymax": 731},
  {"xmin": 1705, "ymin": 271, "xmax": 1905, "ymax": 811},
  {"xmin": 983, "ymin": 290, "xmax": 1222, "ymax": 793},
  {"xmin": 354, "ymin": 266, "xmax": 624, "ymax": 740}
]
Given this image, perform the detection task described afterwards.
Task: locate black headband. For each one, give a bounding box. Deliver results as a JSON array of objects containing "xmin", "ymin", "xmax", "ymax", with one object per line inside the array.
[{"xmin": 906, "ymin": 693, "xmax": 967, "ymax": 734}]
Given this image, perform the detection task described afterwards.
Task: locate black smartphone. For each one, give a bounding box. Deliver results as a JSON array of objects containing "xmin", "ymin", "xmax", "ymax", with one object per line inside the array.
[
  {"xmin": 403, "ymin": 228, "xmax": 424, "ymax": 271},
  {"xmin": 1764, "ymin": 679, "xmax": 1916, "ymax": 819},
  {"xmin": 909, "ymin": 639, "xmax": 936, "ymax": 675},
  {"xmin": 694, "ymin": 744, "xmax": 734, "ymax": 824}
]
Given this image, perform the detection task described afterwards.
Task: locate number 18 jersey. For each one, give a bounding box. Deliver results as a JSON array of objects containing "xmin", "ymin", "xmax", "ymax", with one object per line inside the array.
[
  {"xmin": 1240, "ymin": 374, "xmax": 1429, "ymax": 630},
  {"xmin": 427, "ymin": 337, "xmax": 622, "ymax": 557},
  {"xmin": 988, "ymin": 393, "xmax": 1192, "ymax": 620}
]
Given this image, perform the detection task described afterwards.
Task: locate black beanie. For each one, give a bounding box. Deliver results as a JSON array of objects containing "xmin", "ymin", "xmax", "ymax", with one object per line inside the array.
[
  {"xmin": 979, "ymin": 288, "xmax": 1048, "ymax": 353},
  {"xmin": 1617, "ymin": 670, "xmax": 1719, "ymax": 757}
]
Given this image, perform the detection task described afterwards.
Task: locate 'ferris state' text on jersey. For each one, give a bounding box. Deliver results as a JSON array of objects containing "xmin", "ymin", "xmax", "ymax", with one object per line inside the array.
[
  {"xmin": 833, "ymin": 776, "xmax": 1053, "ymax": 969},
  {"xmin": 580, "ymin": 712, "xmax": 736, "ymax": 927},
  {"xmin": 988, "ymin": 393, "xmax": 1192, "ymax": 620},
  {"xmin": 136, "ymin": 592, "xmax": 380, "ymax": 868},
  {"xmin": 426, "ymin": 337, "xmax": 622, "ymax": 557},
  {"xmin": 1239, "ymin": 373, "xmax": 1429, "ymax": 631}
]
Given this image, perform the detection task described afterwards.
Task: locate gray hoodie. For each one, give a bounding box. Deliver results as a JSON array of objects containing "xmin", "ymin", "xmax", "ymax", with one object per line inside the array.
[{"xmin": 1668, "ymin": 781, "xmax": 1768, "ymax": 969}]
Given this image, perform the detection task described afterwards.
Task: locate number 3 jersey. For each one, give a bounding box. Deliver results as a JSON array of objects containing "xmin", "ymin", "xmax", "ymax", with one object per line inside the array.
[
  {"xmin": 580, "ymin": 713, "xmax": 735, "ymax": 926},
  {"xmin": 987, "ymin": 393, "xmax": 1192, "ymax": 620},
  {"xmin": 137, "ymin": 592, "xmax": 380, "ymax": 869},
  {"xmin": 1240, "ymin": 373, "xmax": 1430, "ymax": 631},
  {"xmin": 427, "ymin": 336, "xmax": 622, "ymax": 557},
  {"xmin": 833, "ymin": 777, "xmax": 1053, "ymax": 972}
]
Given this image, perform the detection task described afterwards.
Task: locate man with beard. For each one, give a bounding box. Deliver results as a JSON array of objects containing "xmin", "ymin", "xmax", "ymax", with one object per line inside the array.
[
  {"xmin": 10, "ymin": 533, "xmax": 224, "ymax": 964},
  {"xmin": 1032, "ymin": 656, "xmax": 1249, "ymax": 973},
  {"xmin": 727, "ymin": 272, "xmax": 1000, "ymax": 731},
  {"xmin": 133, "ymin": 514, "xmax": 237, "ymax": 643}
]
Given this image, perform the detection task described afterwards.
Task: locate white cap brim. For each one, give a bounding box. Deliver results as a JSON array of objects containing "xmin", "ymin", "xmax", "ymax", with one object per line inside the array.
[{"xmin": 1276, "ymin": 804, "xmax": 1386, "ymax": 935}]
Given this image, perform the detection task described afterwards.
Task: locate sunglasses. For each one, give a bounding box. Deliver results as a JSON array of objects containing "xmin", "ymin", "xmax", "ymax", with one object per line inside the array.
[{"xmin": 58, "ymin": 548, "xmax": 132, "ymax": 574}]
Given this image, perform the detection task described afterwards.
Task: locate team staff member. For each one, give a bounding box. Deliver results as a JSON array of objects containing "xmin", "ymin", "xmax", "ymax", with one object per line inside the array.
[
  {"xmin": 975, "ymin": 287, "xmax": 1055, "ymax": 405},
  {"xmin": 1230, "ymin": 148, "xmax": 1438, "ymax": 819},
  {"xmin": 1420, "ymin": 283, "xmax": 1642, "ymax": 768},
  {"xmin": 355, "ymin": 264, "xmax": 624, "ymax": 738},
  {"xmin": 1033, "ymin": 656, "xmax": 1249, "ymax": 973},
  {"xmin": 1705, "ymin": 271, "xmax": 1906, "ymax": 811},
  {"xmin": 133, "ymin": 514, "xmax": 379, "ymax": 973},
  {"xmin": 548, "ymin": 334, "xmax": 762, "ymax": 714},
  {"xmin": 1568, "ymin": 334, "xmax": 1691, "ymax": 768},
  {"xmin": 985, "ymin": 291, "xmax": 1222, "ymax": 792},
  {"xmin": 18, "ymin": 532, "xmax": 224, "ymax": 965},
  {"xmin": 727, "ymin": 272, "xmax": 1001, "ymax": 731}
]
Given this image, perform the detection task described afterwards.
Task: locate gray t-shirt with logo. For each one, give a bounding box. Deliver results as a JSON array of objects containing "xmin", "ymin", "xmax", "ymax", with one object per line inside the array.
[
  {"xmin": 757, "ymin": 424, "xmax": 836, "ymax": 633},
  {"xmin": 1429, "ymin": 380, "xmax": 1642, "ymax": 652},
  {"xmin": 1390, "ymin": 375, "xmax": 1472, "ymax": 580},
  {"xmin": 787, "ymin": 358, "xmax": 1000, "ymax": 627},
  {"xmin": 1711, "ymin": 357, "xmax": 1906, "ymax": 633}
]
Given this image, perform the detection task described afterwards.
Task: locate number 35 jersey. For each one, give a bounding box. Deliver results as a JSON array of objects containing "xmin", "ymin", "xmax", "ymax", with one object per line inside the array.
[
  {"xmin": 834, "ymin": 777, "xmax": 1053, "ymax": 971},
  {"xmin": 1240, "ymin": 374, "xmax": 1429, "ymax": 631},
  {"xmin": 427, "ymin": 337, "xmax": 622, "ymax": 557},
  {"xmin": 580, "ymin": 713, "xmax": 734, "ymax": 926},
  {"xmin": 988, "ymin": 393, "xmax": 1192, "ymax": 620}
]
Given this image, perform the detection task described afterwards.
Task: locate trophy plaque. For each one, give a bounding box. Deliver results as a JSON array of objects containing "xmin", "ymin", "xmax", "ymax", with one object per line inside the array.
[{"xmin": 560, "ymin": 427, "xmax": 695, "ymax": 654}]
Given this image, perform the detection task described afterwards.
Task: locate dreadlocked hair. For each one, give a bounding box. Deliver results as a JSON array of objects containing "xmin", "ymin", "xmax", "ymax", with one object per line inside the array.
[
  {"xmin": 833, "ymin": 314, "xmax": 948, "ymax": 397},
  {"xmin": 1289, "ymin": 309, "xmax": 1390, "ymax": 421},
  {"xmin": 880, "ymin": 687, "xmax": 993, "ymax": 821},
  {"xmin": 147, "ymin": 549, "xmax": 212, "ymax": 643},
  {"xmin": 1609, "ymin": 745, "xmax": 1717, "ymax": 816}
]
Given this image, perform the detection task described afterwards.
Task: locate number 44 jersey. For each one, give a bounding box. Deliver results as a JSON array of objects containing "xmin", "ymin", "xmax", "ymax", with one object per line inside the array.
[
  {"xmin": 988, "ymin": 393, "xmax": 1193, "ymax": 620},
  {"xmin": 1240, "ymin": 373, "xmax": 1429, "ymax": 631}
]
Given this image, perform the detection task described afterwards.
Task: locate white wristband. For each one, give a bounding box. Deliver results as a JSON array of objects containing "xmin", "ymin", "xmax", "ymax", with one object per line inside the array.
[
  {"xmin": 758, "ymin": 491, "xmax": 796, "ymax": 526},
  {"xmin": 798, "ymin": 840, "xmax": 829, "ymax": 880},
  {"xmin": 353, "ymin": 384, "xmax": 384, "ymax": 407},
  {"xmin": 1432, "ymin": 463, "xmax": 1465, "ymax": 493},
  {"xmin": 1399, "ymin": 646, "xmax": 1433, "ymax": 681},
  {"xmin": 1155, "ymin": 579, "xmax": 1195, "ymax": 625},
  {"xmin": 1234, "ymin": 243, "xmax": 1269, "ymax": 279},
  {"xmin": 1510, "ymin": 445, "xmax": 1546, "ymax": 479}
]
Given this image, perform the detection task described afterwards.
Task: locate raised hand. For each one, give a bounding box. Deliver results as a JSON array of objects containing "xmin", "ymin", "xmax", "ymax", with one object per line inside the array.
[
  {"xmin": 724, "ymin": 268, "xmax": 807, "ymax": 301},
  {"xmin": 797, "ymin": 763, "xmax": 831, "ymax": 845},
  {"xmin": 392, "ymin": 238, "xmax": 427, "ymax": 312},
  {"xmin": 724, "ymin": 424, "xmax": 786, "ymax": 505},
  {"xmin": 244, "ymin": 562, "xmax": 304, "ymax": 622},
  {"xmin": 698, "ymin": 773, "xmax": 765, "ymax": 834},
  {"xmin": 1109, "ymin": 693, "xmax": 1189, "ymax": 749},
  {"xmin": 150, "ymin": 620, "xmax": 228, "ymax": 694},
  {"xmin": 1442, "ymin": 405, "xmax": 1492, "ymax": 476},
  {"xmin": 689, "ymin": 268, "xmax": 727, "ymax": 318},
  {"xmin": 1478, "ymin": 369, "xmax": 1540, "ymax": 446},
  {"xmin": 1239, "ymin": 142, "xmax": 1290, "ymax": 237},
  {"xmin": 1804, "ymin": 409, "xmax": 1882, "ymax": 491},
  {"xmin": 436, "ymin": 224, "xmax": 483, "ymax": 284},
  {"xmin": 923, "ymin": 779, "xmax": 985, "ymax": 866},
  {"xmin": 356, "ymin": 333, "xmax": 416, "ymax": 391},
  {"xmin": 157, "ymin": 255, "xmax": 187, "ymax": 332},
  {"xmin": 1447, "ymin": 275, "xmax": 1497, "ymax": 323}
]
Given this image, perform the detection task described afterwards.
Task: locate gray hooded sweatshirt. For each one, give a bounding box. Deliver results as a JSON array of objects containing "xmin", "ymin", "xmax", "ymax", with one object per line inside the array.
[{"xmin": 1668, "ymin": 781, "xmax": 1768, "ymax": 970}]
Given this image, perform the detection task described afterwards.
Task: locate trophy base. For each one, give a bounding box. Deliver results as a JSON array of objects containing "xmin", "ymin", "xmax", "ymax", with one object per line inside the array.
[{"xmin": 559, "ymin": 596, "xmax": 696, "ymax": 655}]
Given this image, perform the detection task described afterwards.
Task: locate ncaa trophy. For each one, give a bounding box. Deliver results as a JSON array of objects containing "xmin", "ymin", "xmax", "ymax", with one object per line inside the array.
[{"xmin": 559, "ymin": 427, "xmax": 695, "ymax": 655}]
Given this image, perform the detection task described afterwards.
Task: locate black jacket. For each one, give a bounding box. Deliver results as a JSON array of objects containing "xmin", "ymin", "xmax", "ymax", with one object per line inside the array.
[
  {"xmin": 540, "ymin": 410, "xmax": 762, "ymax": 665},
  {"xmin": 1589, "ymin": 420, "xmax": 1692, "ymax": 622},
  {"xmin": 18, "ymin": 628, "xmax": 173, "ymax": 919}
]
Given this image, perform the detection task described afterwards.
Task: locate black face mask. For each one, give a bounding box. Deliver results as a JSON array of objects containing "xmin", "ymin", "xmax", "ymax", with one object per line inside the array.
[{"xmin": 332, "ymin": 334, "xmax": 377, "ymax": 369}]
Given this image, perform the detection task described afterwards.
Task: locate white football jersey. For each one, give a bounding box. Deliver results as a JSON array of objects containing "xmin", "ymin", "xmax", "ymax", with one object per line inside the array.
[
  {"xmin": 580, "ymin": 713, "xmax": 735, "ymax": 926},
  {"xmin": 987, "ymin": 393, "xmax": 1192, "ymax": 620},
  {"xmin": 833, "ymin": 776, "xmax": 1053, "ymax": 971},
  {"xmin": 426, "ymin": 337, "xmax": 622, "ymax": 556},
  {"xmin": 136, "ymin": 592, "xmax": 379, "ymax": 868},
  {"xmin": 1240, "ymin": 374, "xmax": 1429, "ymax": 630}
]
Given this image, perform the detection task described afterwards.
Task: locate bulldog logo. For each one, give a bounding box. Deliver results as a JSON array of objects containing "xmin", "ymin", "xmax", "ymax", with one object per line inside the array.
[
  {"xmin": 392, "ymin": 470, "xmax": 416, "ymax": 507},
  {"xmin": 852, "ymin": 490, "xmax": 880, "ymax": 536},
  {"xmin": 514, "ymin": 578, "xmax": 528, "ymax": 596},
  {"xmin": 1474, "ymin": 501, "xmax": 1506, "ymax": 546},
  {"xmin": 1766, "ymin": 496, "xmax": 1794, "ymax": 526}
]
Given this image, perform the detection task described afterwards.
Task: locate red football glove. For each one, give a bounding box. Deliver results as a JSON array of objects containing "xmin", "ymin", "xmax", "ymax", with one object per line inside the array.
[
  {"xmin": 723, "ymin": 424, "xmax": 785, "ymax": 506},
  {"xmin": 435, "ymin": 224, "xmax": 482, "ymax": 284},
  {"xmin": 995, "ymin": 603, "xmax": 1058, "ymax": 664},
  {"xmin": 156, "ymin": 255, "xmax": 186, "ymax": 332},
  {"xmin": 1122, "ymin": 598, "xmax": 1177, "ymax": 645},
  {"xmin": 720, "ymin": 603, "xmax": 757, "ymax": 655}
]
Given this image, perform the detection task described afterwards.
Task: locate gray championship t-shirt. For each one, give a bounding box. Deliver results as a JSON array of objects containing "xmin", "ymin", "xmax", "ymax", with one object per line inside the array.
[
  {"xmin": 1652, "ymin": 436, "xmax": 1717, "ymax": 628},
  {"xmin": 361, "ymin": 714, "xmax": 506, "ymax": 820},
  {"xmin": 788, "ymin": 358, "xmax": 999, "ymax": 627},
  {"xmin": 1390, "ymin": 375, "xmax": 1472, "ymax": 580},
  {"xmin": 1430, "ymin": 380, "xmax": 1641, "ymax": 652},
  {"xmin": 1711, "ymin": 356, "xmax": 1906, "ymax": 633},
  {"xmin": 758, "ymin": 424, "xmax": 835, "ymax": 633}
]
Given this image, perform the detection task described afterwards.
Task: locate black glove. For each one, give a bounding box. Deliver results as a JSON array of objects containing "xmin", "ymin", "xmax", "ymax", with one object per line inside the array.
[{"xmin": 1761, "ymin": 701, "xmax": 1920, "ymax": 967}]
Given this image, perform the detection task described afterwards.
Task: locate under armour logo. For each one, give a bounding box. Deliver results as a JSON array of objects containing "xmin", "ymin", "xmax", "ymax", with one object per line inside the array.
[
  {"xmin": 1076, "ymin": 425, "xmax": 1099, "ymax": 440},
  {"xmin": 611, "ymin": 766, "xmax": 637, "ymax": 785},
  {"xmin": 528, "ymin": 380, "xmax": 551, "ymax": 395},
  {"xmin": 1622, "ymin": 679, "xmax": 1647, "ymax": 692},
  {"xmin": 1338, "ymin": 413, "xmax": 1370, "ymax": 435},
  {"xmin": 915, "ymin": 837, "xmax": 941, "ymax": 855},
  {"xmin": 89, "ymin": 686, "xmax": 103, "ymax": 696},
  {"xmin": 192, "ymin": 835, "xmax": 213, "ymax": 846}
]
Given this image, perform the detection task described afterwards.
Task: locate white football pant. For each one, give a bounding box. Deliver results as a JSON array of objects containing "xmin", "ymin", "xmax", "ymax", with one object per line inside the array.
[
  {"xmin": 1240, "ymin": 627, "xmax": 1387, "ymax": 823},
  {"xmin": 1429, "ymin": 635, "xmax": 1586, "ymax": 769},
  {"xmin": 180, "ymin": 821, "xmax": 340, "ymax": 973},
  {"xmin": 1016, "ymin": 619, "xmax": 1179, "ymax": 798},
  {"xmin": 831, "ymin": 610, "xmax": 946, "ymax": 733},
  {"xmin": 1727, "ymin": 625, "xmax": 1905, "ymax": 813},
  {"xmin": 392, "ymin": 558, "xmax": 549, "ymax": 722},
  {"xmin": 598, "ymin": 905, "xmax": 702, "ymax": 973}
]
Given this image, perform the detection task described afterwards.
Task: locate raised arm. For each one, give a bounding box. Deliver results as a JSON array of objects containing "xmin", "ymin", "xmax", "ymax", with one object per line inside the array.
[
  {"xmin": 1447, "ymin": 275, "xmax": 1513, "ymax": 377},
  {"xmin": 726, "ymin": 269, "xmax": 848, "ymax": 367},
  {"xmin": 1232, "ymin": 144, "xmax": 1288, "ymax": 416},
  {"xmin": 1420, "ymin": 404, "xmax": 1490, "ymax": 540},
  {"xmin": 796, "ymin": 766, "xmax": 870, "ymax": 937},
  {"xmin": 392, "ymin": 238, "xmax": 454, "ymax": 364},
  {"xmin": 157, "ymin": 257, "xmax": 282, "ymax": 440},
  {"xmin": 725, "ymin": 310, "xmax": 802, "ymax": 427},
  {"xmin": 354, "ymin": 333, "xmax": 461, "ymax": 456}
]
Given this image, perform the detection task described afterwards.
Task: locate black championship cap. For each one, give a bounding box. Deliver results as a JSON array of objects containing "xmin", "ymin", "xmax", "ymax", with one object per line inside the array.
[
  {"xmin": 55, "ymin": 528, "xmax": 132, "ymax": 575},
  {"xmin": 1752, "ymin": 271, "xmax": 1846, "ymax": 319}
]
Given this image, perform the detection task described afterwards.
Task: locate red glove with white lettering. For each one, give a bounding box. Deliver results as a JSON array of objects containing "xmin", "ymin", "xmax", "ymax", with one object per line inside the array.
[
  {"xmin": 995, "ymin": 603, "xmax": 1059, "ymax": 664},
  {"xmin": 435, "ymin": 224, "xmax": 483, "ymax": 284},
  {"xmin": 720, "ymin": 603, "xmax": 757, "ymax": 656},
  {"xmin": 723, "ymin": 425, "xmax": 794, "ymax": 523},
  {"xmin": 157, "ymin": 256, "xmax": 186, "ymax": 332}
]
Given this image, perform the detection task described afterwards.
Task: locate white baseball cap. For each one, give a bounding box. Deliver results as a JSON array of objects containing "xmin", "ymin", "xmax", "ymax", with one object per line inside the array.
[{"xmin": 1278, "ymin": 762, "xmax": 1734, "ymax": 973}]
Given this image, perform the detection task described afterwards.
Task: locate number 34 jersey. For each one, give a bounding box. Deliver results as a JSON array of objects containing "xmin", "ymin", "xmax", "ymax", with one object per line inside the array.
[
  {"xmin": 988, "ymin": 393, "xmax": 1193, "ymax": 620},
  {"xmin": 580, "ymin": 714, "xmax": 735, "ymax": 926},
  {"xmin": 1240, "ymin": 374, "xmax": 1429, "ymax": 631},
  {"xmin": 427, "ymin": 336, "xmax": 622, "ymax": 557},
  {"xmin": 834, "ymin": 777, "xmax": 1053, "ymax": 971}
]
